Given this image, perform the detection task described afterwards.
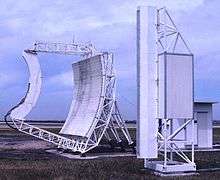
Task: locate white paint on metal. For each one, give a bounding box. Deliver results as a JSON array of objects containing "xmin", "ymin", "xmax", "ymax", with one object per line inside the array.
[
  {"xmin": 171, "ymin": 119, "xmax": 186, "ymax": 148},
  {"xmin": 137, "ymin": 6, "xmax": 158, "ymax": 158},
  {"xmin": 157, "ymin": 8, "xmax": 191, "ymax": 54},
  {"xmin": 194, "ymin": 102, "xmax": 213, "ymax": 148},
  {"xmin": 139, "ymin": 6, "xmax": 196, "ymax": 173},
  {"xmin": 60, "ymin": 55, "xmax": 104, "ymax": 137},
  {"xmin": 171, "ymin": 102, "xmax": 214, "ymax": 149},
  {"xmin": 31, "ymin": 41, "xmax": 97, "ymax": 57},
  {"xmin": 6, "ymin": 47, "xmax": 133, "ymax": 154},
  {"xmin": 186, "ymin": 119, "xmax": 198, "ymax": 146},
  {"xmin": 197, "ymin": 113, "xmax": 211, "ymax": 148},
  {"xmin": 158, "ymin": 53, "xmax": 193, "ymax": 119},
  {"xmin": 10, "ymin": 51, "xmax": 42, "ymax": 120}
]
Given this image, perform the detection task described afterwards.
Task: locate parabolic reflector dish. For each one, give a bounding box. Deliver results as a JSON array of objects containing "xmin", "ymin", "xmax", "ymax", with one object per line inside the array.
[
  {"xmin": 10, "ymin": 51, "xmax": 42, "ymax": 120},
  {"xmin": 5, "ymin": 43, "xmax": 133, "ymax": 153},
  {"xmin": 60, "ymin": 55, "xmax": 104, "ymax": 137}
]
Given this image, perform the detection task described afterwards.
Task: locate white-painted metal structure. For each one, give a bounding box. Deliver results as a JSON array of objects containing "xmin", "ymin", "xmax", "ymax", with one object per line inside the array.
[
  {"xmin": 5, "ymin": 41, "xmax": 133, "ymax": 154},
  {"xmin": 158, "ymin": 53, "xmax": 193, "ymax": 119},
  {"xmin": 31, "ymin": 41, "xmax": 97, "ymax": 57},
  {"xmin": 174, "ymin": 101, "xmax": 215, "ymax": 149},
  {"xmin": 60, "ymin": 55, "xmax": 106, "ymax": 137},
  {"xmin": 195, "ymin": 103, "xmax": 213, "ymax": 148},
  {"xmin": 10, "ymin": 52, "xmax": 42, "ymax": 120},
  {"xmin": 137, "ymin": 6, "xmax": 196, "ymax": 173},
  {"xmin": 137, "ymin": 6, "xmax": 158, "ymax": 158}
]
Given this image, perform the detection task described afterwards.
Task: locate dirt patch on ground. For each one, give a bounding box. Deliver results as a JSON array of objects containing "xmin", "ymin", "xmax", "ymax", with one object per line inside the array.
[
  {"xmin": 1, "ymin": 129, "xmax": 220, "ymax": 179},
  {"xmin": 0, "ymin": 140, "xmax": 51, "ymax": 150}
]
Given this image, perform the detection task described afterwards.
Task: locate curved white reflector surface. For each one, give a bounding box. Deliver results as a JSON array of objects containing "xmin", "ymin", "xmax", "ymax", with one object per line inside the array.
[
  {"xmin": 10, "ymin": 51, "xmax": 42, "ymax": 120},
  {"xmin": 60, "ymin": 55, "xmax": 104, "ymax": 137}
]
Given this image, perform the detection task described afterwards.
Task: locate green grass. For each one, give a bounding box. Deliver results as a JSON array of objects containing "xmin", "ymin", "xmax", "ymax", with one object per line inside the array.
[{"xmin": 1, "ymin": 128, "xmax": 220, "ymax": 179}]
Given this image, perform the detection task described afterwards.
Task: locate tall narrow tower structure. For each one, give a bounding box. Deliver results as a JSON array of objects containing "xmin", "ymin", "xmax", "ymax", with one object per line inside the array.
[
  {"xmin": 137, "ymin": 6, "xmax": 158, "ymax": 158},
  {"xmin": 137, "ymin": 6, "xmax": 196, "ymax": 174}
]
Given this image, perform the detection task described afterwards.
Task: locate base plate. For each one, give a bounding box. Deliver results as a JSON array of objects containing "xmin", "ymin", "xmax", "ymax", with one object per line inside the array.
[{"xmin": 144, "ymin": 160, "xmax": 196, "ymax": 175}]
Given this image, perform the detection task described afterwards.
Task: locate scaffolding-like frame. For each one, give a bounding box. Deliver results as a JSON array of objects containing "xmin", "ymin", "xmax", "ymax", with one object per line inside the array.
[
  {"xmin": 5, "ymin": 41, "xmax": 133, "ymax": 154},
  {"xmin": 144, "ymin": 7, "xmax": 196, "ymax": 173}
]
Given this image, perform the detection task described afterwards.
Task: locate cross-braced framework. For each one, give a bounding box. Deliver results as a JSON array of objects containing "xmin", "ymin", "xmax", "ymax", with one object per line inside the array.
[
  {"xmin": 153, "ymin": 7, "xmax": 196, "ymax": 171},
  {"xmin": 4, "ymin": 41, "xmax": 133, "ymax": 154},
  {"xmin": 32, "ymin": 41, "xmax": 97, "ymax": 57},
  {"xmin": 156, "ymin": 8, "xmax": 191, "ymax": 54}
]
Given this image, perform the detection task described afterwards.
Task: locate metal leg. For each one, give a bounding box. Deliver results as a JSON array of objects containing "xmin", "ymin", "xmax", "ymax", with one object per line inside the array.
[
  {"xmin": 170, "ymin": 119, "xmax": 173, "ymax": 161},
  {"xmin": 164, "ymin": 119, "xmax": 168, "ymax": 167}
]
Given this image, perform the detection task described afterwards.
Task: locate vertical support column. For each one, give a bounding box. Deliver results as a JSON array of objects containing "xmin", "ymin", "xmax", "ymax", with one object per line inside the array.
[
  {"xmin": 137, "ymin": 6, "xmax": 158, "ymax": 158},
  {"xmin": 140, "ymin": 6, "xmax": 196, "ymax": 173},
  {"xmin": 192, "ymin": 114, "xmax": 196, "ymax": 164},
  {"xmin": 170, "ymin": 119, "xmax": 173, "ymax": 161},
  {"xmin": 164, "ymin": 119, "xmax": 168, "ymax": 167}
]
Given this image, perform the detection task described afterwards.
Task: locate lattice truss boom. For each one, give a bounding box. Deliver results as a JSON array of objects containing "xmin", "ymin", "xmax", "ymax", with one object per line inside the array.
[{"xmin": 4, "ymin": 41, "xmax": 133, "ymax": 154}]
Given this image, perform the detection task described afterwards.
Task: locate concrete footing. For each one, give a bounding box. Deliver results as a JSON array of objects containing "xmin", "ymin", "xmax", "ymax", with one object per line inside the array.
[{"xmin": 144, "ymin": 160, "xmax": 197, "ymax": 176}]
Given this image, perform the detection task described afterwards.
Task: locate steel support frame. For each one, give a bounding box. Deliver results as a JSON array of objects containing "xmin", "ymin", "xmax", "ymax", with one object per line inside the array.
[
  {"xmin": 157, "ymin": 7, "xmax": 195, "ymax": 170},
  {"xmin": 30, "ymin": 41, "xmax": 97, "ymax": 57},
  {"xmin": 156, "ymin": 8, "xmax": 191, "ymax": 54},
  {"xmin": 8, "ymin": 42, "xmax": 133, "ymax": 154},
  {"xmin": 157, "ymin": 118, "xmax": 195, "ymax": 167},
  {"xmin": 144, "ymin": 7, "xmax": 196, "ymax": 172}
]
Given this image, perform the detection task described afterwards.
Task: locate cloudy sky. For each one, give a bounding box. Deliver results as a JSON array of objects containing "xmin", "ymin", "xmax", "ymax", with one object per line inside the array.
[{"xmin": 0, "ymin": 0, "xmax": 220, "ymax": 121}]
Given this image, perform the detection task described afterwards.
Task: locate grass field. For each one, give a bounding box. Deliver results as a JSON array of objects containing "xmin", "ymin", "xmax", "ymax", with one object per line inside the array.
[{"xmin": 1, "ymin": 128, "xmax": 220, "ymax": 179}]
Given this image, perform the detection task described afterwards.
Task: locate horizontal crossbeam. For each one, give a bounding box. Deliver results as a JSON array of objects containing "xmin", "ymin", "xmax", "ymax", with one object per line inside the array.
[{"xmin": 25, "ymin": 41, "xmax": 97, "ymax": 56}]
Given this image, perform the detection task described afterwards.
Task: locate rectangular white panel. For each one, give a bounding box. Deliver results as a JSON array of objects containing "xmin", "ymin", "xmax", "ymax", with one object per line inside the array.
[
  {"xmin": 137, "ymin": 6, "xmax": 158, "ymax": 158},
  {"xmin": 158, "ymin": 53, "xmax": 193, "ymax": 119}
]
